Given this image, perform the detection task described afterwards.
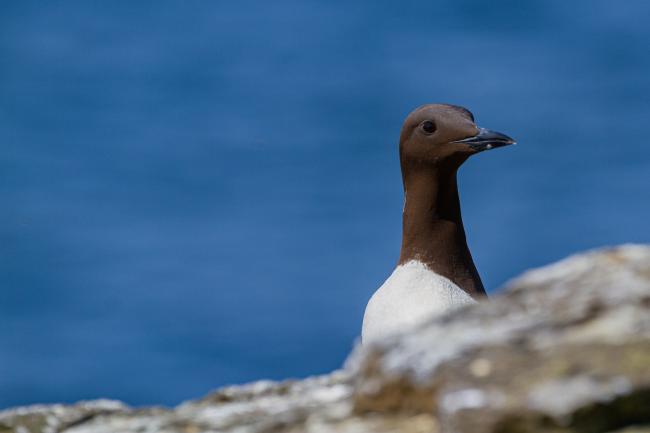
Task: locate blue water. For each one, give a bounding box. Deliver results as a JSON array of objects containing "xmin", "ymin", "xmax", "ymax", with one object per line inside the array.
[{"xmin": 1, "ymin": 0, "xmax": 649, "ymax": 409}]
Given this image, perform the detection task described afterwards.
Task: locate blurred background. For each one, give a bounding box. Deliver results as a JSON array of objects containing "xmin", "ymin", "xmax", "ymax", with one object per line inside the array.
[{"xmin": 1, "ymin": 0, "xmax": 649, "ymax": 409}]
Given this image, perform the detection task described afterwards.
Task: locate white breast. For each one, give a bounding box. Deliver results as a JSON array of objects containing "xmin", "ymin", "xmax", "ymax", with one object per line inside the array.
[{"xmin": 362, "ymin": 260, "xmax": 476, "ymax": 343}]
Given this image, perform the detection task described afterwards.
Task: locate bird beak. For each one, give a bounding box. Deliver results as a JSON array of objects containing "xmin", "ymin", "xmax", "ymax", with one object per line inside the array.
[{"xmin": 452, "ymin": 128, "xmax": 516, "ymax": 151}]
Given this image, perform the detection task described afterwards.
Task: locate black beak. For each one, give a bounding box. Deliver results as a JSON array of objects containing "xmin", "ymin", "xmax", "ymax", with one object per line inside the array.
[{"xmin": 452, "ymin": 128, "xmax": 516, "ymax": 151}]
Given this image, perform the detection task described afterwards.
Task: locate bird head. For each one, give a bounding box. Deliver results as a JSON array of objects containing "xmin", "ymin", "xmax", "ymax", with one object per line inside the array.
[{"xmin": 399, "ymin": 104, "xmax": 515, "ymax": 170}]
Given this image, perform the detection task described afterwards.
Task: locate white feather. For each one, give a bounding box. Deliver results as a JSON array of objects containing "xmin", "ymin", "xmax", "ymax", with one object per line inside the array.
[{"xmin": 362, "ymin": 260, "xmax": 475, "ymax": 343}]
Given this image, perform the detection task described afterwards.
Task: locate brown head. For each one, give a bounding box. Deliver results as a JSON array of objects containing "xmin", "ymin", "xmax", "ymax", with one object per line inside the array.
[{"xmin": 399, "ymin": 104, "xmax": 515, "ymax": 172}]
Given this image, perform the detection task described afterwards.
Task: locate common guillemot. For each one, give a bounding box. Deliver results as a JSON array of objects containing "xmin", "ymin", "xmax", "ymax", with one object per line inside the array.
[{"xmin": 362, "ymin": 104, "xmax": 515, "ymax": 343}]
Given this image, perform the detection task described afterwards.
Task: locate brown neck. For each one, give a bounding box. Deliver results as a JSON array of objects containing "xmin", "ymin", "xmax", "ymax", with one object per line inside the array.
[{"xmin": 398, "ymin": 161, "xmax": 486, "ymax": 298}]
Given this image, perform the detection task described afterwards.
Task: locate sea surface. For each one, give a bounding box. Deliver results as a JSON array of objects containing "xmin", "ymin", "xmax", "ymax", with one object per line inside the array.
[{"xmin": 1, "ymin": 1, "xmax": 649, "ymax": 408}]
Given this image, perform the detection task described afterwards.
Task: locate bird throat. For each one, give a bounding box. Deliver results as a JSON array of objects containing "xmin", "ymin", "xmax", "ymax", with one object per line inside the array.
[{"xmin": 398, "ymin": 162, "xmax": 487, "ymax": 298}]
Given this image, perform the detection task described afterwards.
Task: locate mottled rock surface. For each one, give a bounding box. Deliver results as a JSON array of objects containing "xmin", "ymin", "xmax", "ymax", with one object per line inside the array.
[{"xmin": 2, "ymin": 245, "xmax": 649, "ymax": 433}]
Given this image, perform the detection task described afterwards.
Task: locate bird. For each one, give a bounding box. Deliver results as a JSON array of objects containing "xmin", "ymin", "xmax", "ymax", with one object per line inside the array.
[{"xmin": 362, "ymin": 104, "xmax": 515, "ymax": 343}]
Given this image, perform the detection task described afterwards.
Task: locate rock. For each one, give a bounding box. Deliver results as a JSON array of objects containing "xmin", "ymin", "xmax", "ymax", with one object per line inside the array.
[
  {"xmin": 0, "ymin": 400, "xmax": 128, "ymax": 433},
  {"xmin": 2, "ymin": 244, "xmax": 649, "ymax": 433},
  {"xmin": 351, "ymin": 244, "xmax": 650, "ymax": 432}
]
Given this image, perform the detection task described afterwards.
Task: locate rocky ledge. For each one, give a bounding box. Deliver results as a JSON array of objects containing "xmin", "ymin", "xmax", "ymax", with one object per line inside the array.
[{"xmin": 2, "ymin": 245, "xmax": 649, "ymax": 433}]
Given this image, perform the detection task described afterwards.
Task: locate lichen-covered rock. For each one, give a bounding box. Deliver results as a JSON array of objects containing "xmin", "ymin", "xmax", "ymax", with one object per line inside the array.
[
  {"xmin": 351, "ymin": 244, "xmax": 650, "ymax": 432},
  {"xmin": 1, "ymin": 245, "xmax": 649, "ymax": 433},
  {"xmin": 0, "ymin": 400, "xmax": 128, "ymax": 433}
]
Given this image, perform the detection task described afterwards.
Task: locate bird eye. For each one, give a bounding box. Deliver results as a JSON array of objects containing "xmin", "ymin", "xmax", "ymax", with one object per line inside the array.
[{"xmin": 421, "ymin": 120, "xmax": 436, "ymax": 134}]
